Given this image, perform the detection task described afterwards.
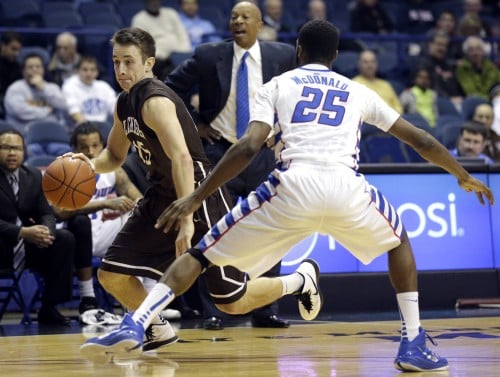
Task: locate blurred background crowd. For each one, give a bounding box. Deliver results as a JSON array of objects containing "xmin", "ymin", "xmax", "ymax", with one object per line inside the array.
[{"xmin": 0, "ymin": 0, "xmax": 499, "ymax": 163}]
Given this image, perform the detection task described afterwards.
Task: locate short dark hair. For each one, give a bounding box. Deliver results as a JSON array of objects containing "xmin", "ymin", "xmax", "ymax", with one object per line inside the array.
[
  {"xmin": 460, "ymin": 121, "xmax": 487, "ymax": 139},
  {"xmin": 0, "ymin": 128, "xmax": 23, "ymax": 140},
  {"xmin": 70, "ymin": 121, "xmax": 103, "ymax": 147},
  {"xmin": 298, "ymin": 20, "xmax": 339, "ymax": 62},
  {"xmin": 22, "ymin": 53, "xmax": 44, "ymax": 69},
  {"xmin": 77, "ymin": 55, "xmax": 99, "ymax": 70},
  {"xmin": 0, "ymin": 128, "xmax": 26, "ymax": 152},
  {"xmin": 111, "ymin": 28, "xmax": 156, "ymax": 62},
  {"xmin": 0, "ymin": 31, "xmax": 22, "ymax": 45}
]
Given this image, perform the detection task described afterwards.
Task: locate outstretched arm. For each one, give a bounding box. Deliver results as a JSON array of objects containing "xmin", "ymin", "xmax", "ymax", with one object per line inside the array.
[
  {"xmin": 155, "ymin": 121, "xmax": 272, "ymax": 233},
  {"xmin": 389, "ymin": 117, "xmax": 494, "ymax": 205}
]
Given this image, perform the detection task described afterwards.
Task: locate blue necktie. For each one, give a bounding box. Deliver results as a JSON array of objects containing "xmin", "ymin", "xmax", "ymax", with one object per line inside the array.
[{"xmin": 236, "ymin": 51, "xmax": 250, "ymax": 139}]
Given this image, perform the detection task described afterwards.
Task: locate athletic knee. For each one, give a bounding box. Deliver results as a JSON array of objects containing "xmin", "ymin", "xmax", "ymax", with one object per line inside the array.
[{"xmin": 98, "ymin": 269, "xmax": 126, "ymax": 292}]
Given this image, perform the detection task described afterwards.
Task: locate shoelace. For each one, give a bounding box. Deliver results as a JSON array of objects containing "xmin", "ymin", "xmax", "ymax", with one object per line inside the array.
[
  {"xmin": 298, "ymin": 291, "xmax": 313, "ymax": 313},
  {"xmin": 416, "ymin": 332, "xmax": 442, "ymax": 361},
  {"xmin": 144, "ymin": 326, "xmax": 155, "ymax": 341},
  {"xmin": 425, "ymin": 332, "xmax": 438, "ymax": 347}
]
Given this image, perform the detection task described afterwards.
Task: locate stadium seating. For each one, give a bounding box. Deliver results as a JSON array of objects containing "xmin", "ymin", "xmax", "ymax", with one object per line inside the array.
[
  {"xmin": 0, "ymin": 120, "xmax": 14, "ymax": 133},
  {"xmin": 25, "ymin": 120, "xmax": 71, "ymax": 157},
  {"xmin": 361, "ymin": 131, "xmax": 410, "ymax": 163},
  {"xmin": 0, "ymin": 0, "xmax": 41, "ymax": 27},
  {"xmin": 461, "ymin": 96, "xmax": 489, "ymax": 121},
  {"xmin": 17, "ymin": 46, "xmax": 51, "ymax": 67},
  {"xmin": 436, "ymin": 96, "xmax": 460, "ymax": 117},
  {"xmin": 78, "ymin": 2, "xmax": 123, "ymax": 29}
]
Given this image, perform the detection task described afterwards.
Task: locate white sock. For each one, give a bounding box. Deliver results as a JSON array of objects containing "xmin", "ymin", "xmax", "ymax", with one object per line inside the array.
[
  {"xmin": 142, "ymin": 277, "xmax": 157, "ymax": 292},
  {"xmin": 131, "ymin": 283, "xmax": 175, "ymax": 329},
  {"xmin": 278, "ymin": 273, "xmax": 305, "ymax": 296},
  {"xmin": 397, "ymin": 292, "xmax": 421, "ymax": 341},
  {"xmin": 78, "ymin": 279, "xmax": 95, "ymax": 298}
]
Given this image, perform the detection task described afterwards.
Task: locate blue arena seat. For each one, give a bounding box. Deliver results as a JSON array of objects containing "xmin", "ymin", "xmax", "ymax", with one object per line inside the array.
[
  {"xmin": 25, "ymin": 154, "xmax": 57, "ymax": 169},
  {"xmin": 461, "ymin": 96, "xmax": 488, "ymax": 121},
  {"xmin": 436, "ymin": 122, "xmax": 462, "ymax": 150},
  {"xmin": 78, "ymin": 2, "xmax": 123, "ymax": 29},
  {"xmin": 361, "ymin": 131, "xmax": 410, "ymax": 163},
  {"xmin": 17, "ymin": 46, "xmax": 51, "ymax": 67},
  {"xmin": 25, "ymin": 120, "xmax": 71, "ymax": 157},
  {"xmin": 0, "ymin": 120, "xmax": 15, "ymax": 133},
  {"xmin": 0, "ymin": 0, "xmax": 41, "ymax": 27},
  {"xmin": 402, "ymin": 113, "xmax": 435, "ymax": 136},
  {"xmin": 436, "ymin": 96, "xmax": 460, "ymax": 116},
  {"xmin": 333, "ymin": 51, "xmax": 359, "ymax": 78}
]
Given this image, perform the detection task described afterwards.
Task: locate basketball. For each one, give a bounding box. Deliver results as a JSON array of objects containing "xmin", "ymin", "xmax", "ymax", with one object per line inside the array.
[{"xmin": 42, "ymin": 156, "xmax": 96, "ymax": 209}]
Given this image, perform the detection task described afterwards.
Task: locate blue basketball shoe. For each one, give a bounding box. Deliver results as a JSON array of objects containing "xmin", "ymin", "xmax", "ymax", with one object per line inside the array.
[
  {"xmin": 80, "ymin": 313, "xmax": 144, "ymax": 363},
  {"xmin": 394, "ymin": 328, "xmax": 449, "ymax": 372}
]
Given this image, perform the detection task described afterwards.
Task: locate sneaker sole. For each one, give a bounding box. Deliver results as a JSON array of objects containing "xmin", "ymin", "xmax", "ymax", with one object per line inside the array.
[
  {"xmin": 299, "ymin": 259, "xmax": 323, "ymax": 321},
  {"xmin": 80, "ymin": 339, "xmax": 142, "ymax": 363},
  {"xmin": 395, "ymin": 360, "xmax": 449, "ymax": 372},
  {"xmin": 143, "ymin": 335, "xmax": 179, "ymax": 352}
]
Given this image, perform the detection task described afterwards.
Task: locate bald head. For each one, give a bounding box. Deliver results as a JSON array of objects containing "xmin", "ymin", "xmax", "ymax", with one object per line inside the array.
[
  {"xmin": 55, "ymin": 32, "xmax": 78, "ymax": 64},
  {"xmin": 229, "ymin": 1, "xmax": 263, "ymax": 49},
  {"xmin": 357, "ymin": 50, "xmax": 378, "ymax": 79}
]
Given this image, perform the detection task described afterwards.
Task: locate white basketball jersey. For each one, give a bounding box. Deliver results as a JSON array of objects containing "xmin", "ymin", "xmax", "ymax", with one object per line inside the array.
[
  {"xmin": 251, "ymin": 63, "xmax": 400, "ymax": 169},
  {"xmin": 90, "ymin": 172, "xmax": 117, "ymax": 223}
]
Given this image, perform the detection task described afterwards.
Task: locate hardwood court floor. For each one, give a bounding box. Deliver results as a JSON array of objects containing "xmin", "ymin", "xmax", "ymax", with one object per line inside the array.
[{"xmin": 0, "ymin": 312, "xmax": 499, "ymax": 377}]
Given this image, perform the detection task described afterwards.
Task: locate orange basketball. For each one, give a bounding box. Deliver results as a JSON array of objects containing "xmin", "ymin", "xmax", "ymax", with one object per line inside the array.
[{"xmin": 42, "ymin": 156, "xmax": 96, "ymax": 209}]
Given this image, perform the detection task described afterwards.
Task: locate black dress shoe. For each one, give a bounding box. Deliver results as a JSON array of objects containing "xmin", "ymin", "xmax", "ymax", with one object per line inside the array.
[
  {"xmin": 251, "ymin": 314, "xmax": 290, "ymax": 328},
  {"xmin": 38, "ymin": 306, "xmax": 71, "ymax": 326},
  {"xmin": 204, "ymin": 316, "xmax": 224, "ymax": 330}
]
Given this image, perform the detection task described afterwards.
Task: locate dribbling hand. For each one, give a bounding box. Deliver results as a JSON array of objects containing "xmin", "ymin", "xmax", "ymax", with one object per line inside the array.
[{"xmin": 59, "ymin": 152, "xmax": 96, "ymax": 172}]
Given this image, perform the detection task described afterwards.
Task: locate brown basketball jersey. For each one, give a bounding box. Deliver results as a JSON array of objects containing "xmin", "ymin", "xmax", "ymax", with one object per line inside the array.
[{"xmin": 116, "ymin": 78, "xmax": 210, "ymax": 193}]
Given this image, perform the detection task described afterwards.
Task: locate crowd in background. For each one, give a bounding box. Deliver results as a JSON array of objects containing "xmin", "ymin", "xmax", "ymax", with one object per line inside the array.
[
  {"xmin": 0, "ymin": 0, "xmax": 498, "ymax": 164},
  {"xmin": 0, "ymin": 0, "xmax": 499, "ymax": 326}
]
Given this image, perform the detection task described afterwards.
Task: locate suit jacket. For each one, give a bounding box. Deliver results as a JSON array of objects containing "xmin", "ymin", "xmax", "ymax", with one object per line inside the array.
[
  {"xmin": 165, "ymin": 39, "xmax": 296, "ymax": 125},
  {"xmin": 0, "ymin": 165, "xmax": 56, "ymax": 248}
]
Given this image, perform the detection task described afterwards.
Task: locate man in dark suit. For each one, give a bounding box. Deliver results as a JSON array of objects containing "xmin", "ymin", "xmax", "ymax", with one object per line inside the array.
[
  {"xmin": 0, "ymin": 128, "xmax": 74, "ymax": 325},
  {"xmin": 165, "ymin": 1, "xmax": 296, "ymax": 330}
]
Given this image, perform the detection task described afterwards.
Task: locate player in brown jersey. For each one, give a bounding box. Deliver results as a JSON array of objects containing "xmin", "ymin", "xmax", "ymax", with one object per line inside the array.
[{"xmin": 68, "ymin": 27, "xmax": 231, "ymax": 352}]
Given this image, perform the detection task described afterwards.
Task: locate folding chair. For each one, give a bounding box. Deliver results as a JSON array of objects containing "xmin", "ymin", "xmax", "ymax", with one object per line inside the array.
[{"xmin": 0, "ymin": 241, "xmax": 32, "ymax": 324}]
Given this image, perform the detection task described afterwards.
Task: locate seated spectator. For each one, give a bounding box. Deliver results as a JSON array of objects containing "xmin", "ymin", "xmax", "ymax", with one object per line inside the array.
[
  {"xmin": 62, "ymin": 56, "xmax": 117, "ymax": 126},
  {"xmin": 259, "ymin": 0, "xmax": 292, "ymax": 42},
  {"xmin": 297, "ymin": 0, "xmax": 328, "ymax": 31},
  {"xmin": 53, "ymin": 122, "xmax": 142, "ymax": 258},
  {"xmin": 449, "ymin": 121, "xmax": 494, "ymax": 163},
  {"xmin": 131, "ymin": 0, "xmax": 191, "ymax": 78},
  {"xmin": 427, "ymin": 10, "xmax": 457, "ymax": 37},
  {"xmin": 455, "ymin": 36, "xmax": 500, "ymax": 99},
  {"xmin": 0, "ymin": 31, "xmax": 23, "ymax": 119},
  {"xmin": 349, "ymin": 0, "xmax": 394, "ymax": 34},
  {"xmin": 472, "ymin": 102, "xmax": 500, "ymax": 161},
  {"xmin": 426, "ymin": 11, "xmax": 461, "ymax": 59},
  {"xmin": 0, "ymin": 128, "xmax": 74, "ymax": 325},
  {"xmin": 4, "ymin": 53, "xmax": 67, "ymax": 135},
  {"xmin": 53, "ymin": 122, "xmax": 142, "ymax": 324},
  {"xmin": 178, "ymin": 0, "xmax": 221, "ymax": 48},
  {"xmin": 48, "ymin": 32, "xmax": 81, "ymax": 87},
  {"xmin": 400, "ymin": 67, "xmax": 438, "ymax": 127},
  {"xmin": 417, "ymin": 31, "xmax": 463, "ymax": 105},
  {"xmin": 353, "ymin": 50, "xmax": 403, "ymax": 113},
  {"xmin": 458, "ymin": 0, "xmax": 492, "ymax": 37}
]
